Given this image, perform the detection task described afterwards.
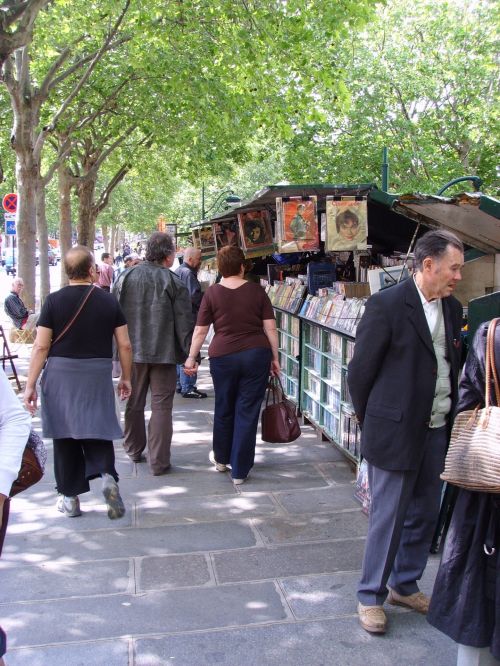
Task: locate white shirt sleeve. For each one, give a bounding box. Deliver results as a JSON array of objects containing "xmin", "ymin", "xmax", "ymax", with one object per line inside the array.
[{"xmin": 0, "ymin": 369, "xmax": 31, "ymax": 496}]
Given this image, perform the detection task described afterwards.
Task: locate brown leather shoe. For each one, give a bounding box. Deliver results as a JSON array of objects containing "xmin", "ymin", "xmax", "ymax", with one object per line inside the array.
[
  {"xmin": 357, "ymin": 603, "xmax": 387, "ymax": 634},
  {"xmin": 387, "ymin": 589, "xmax": 430, "ymax": 614}
]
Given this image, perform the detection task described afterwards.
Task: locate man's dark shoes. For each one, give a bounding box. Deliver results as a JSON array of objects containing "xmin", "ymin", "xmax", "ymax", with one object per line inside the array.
[{"xmin": 182, "ymin": 389, "xmax": 207, "ymax": 399}]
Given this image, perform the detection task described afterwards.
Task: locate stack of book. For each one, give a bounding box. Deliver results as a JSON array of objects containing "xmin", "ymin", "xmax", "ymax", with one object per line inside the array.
[
  {"xmin": 299, "ymin": 290, "xmax": 366, "ymax": 336},
  {"xmin": 266, "ymin": 278, "xmax": 307, "ymax": 314}
]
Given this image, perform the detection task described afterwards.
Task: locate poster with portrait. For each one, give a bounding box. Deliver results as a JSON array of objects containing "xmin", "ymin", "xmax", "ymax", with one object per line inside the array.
[
  {"xmin": 214, "ymin": 220, "xmax": 239, "ymax": 250},
  {"xmin": 276, "ymin": 196, "xmax": 319, "ymax": 253},
  {"xmin": 166, "ymin": 224, "xmax": 177, "ymax": 238},
  {"xmin": 326, "ymin": 198, "xmax": 368, "ymax": 251},
  {"xmin": 198, "ymin": 225, "xmax": 217, "ymax": 258},
  {"xmin": 237, "ymin": 209, "xmax": 274, "ymax": 253},
  {"xmin": 192, "ymin": 227, "xmax": 201, "ymax": 249}
]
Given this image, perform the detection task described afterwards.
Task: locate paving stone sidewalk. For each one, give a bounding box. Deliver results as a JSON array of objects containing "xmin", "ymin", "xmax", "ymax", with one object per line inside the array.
[{"xmin": 1, "ymin": 351, "xmax": 458, "ymax": 665}]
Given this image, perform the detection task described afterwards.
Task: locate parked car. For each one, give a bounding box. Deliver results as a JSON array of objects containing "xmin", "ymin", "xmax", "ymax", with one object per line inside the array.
[
  {"xmin": 5, "ymin": 254, "xmax": 16, "ymax": 276},
  {"xmin": 48, "ymin": 248, "xmax": 58, "ymax": 265}
]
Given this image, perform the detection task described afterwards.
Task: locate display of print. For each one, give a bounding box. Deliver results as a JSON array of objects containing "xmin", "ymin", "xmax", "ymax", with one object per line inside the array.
[
  {"xmin": 214, "ymin": 220, "xmax": 239, "ymax": 250},
  {"xmin": 166, "ymin": 224, "xmax": 177, "ymax": 237},
  {"xmin": 198, "ymin": 225, "xmax": 217, "ymax": 257},
  {"xmin": 192, "ymin": 227, "xmax": 201, "ymax": 249},
  {"xmin": 367, "ymin": 265, "xmax": 409, "ymax": 294},
  {"xmin": 326, "ymin": 198, "xmax": 368, "ymax": 251},
  {"xmin": 276, "ymin": 196, "xmax": 319, "ymax": 253},
  {"xmin": 237, "ymin": 209, "xmax": 274, "ymax": 252}
]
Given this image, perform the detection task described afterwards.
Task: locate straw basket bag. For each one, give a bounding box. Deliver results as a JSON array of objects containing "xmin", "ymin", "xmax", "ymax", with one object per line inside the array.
[{"xmin": 441, "ymin": 318, "xmax": 500, "ymax": 492}]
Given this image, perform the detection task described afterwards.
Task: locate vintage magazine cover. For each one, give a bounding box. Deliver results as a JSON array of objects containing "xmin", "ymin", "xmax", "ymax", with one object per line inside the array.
[
  {"xmin": 326, "ymin": 198, "xmax": 368, "ymax": 252},
  {"xmin": 276, "ymin": 196, "xmax": 319, "ymax": 253},
  {"xmin": 198, "ymin": 225, "xmax": 217, "ymax": 258},
  {"xmin": 237, "ymin": 210, "xmax": 274, "ymax": 253},
  {"xmin": 214, "ymin": 220, "xmax": 239, "ymax": 250}
]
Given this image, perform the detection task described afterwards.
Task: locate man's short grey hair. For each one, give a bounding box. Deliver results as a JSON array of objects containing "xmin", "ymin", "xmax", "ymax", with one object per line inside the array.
[
  {"xmin": 414, "ymin": 229, "xmax": 464, "ymax": 271},
  {"xmin": 145, "ymin": 232, "xmax": 176, "ymax": 263}
]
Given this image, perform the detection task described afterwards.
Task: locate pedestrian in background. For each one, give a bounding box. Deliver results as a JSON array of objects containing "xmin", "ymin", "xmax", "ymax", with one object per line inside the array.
[
  {"xmin": 24, "ymin": 245, "xmax": 132, "ymax": 519},
  {"xmin": 184, "ymin": 245, "xmax": 280, "ymax": 485},
  {"xmin": 114, "ymin": 232, "xmax": 193, "ymax": 475},
  {"xmin": 175, "ymin": 247, "xmax": 207, "ymax": 399},
  {"xmin": 98, "ymin": 252, "xmax": 114, "ymax": 292},
  {"xmin": 348, "ymin": 229, "xmax": 464, "ymax": 634}
]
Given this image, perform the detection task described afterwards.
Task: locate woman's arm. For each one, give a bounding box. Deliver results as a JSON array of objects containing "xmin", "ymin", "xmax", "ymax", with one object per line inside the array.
[
  {"xmin": 23, "ymin": 326, "xmax": 52, "ymax": 416},
  {"xmin": 184, "ymin": 325, "xmax": 210, "ymax": 375},
  {"xmin": 263, "ymin": 318, "xmax": 280, "ymax": 377},
  {"xmin": 114, "ymin": 324, "xmax": 133, "ymax": 400}
]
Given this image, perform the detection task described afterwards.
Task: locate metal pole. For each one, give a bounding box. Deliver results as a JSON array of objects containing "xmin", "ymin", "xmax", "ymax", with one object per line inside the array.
[
  {"xmin": 201, "ymin": 182, "xmax": 205, "ymax": 220},
  {"xmin": 381, "ymin": 147, "xmax": 389, "ymax": 192}
]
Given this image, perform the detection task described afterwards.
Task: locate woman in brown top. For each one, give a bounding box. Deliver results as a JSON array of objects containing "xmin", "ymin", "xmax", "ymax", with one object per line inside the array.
[{"xmin": 184, "ymin": 246, "xmax": 280, "ymax": 484}]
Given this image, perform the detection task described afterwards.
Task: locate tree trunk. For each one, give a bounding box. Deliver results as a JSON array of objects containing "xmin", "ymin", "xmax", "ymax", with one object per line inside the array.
[
  {"xmin": 102, "ymin": 223, "xmax": 109, "ymax": 253},
  {"xmin": 76, "ymin": 176, "xmax": 97, "ymax": 248},
  {"xmin": 111, "ymin": 224, "xmax": 118, "ymax": 257},
  {"xmin": 58, "ymin": 164, "xmax": 73, "ymax": 287},
  {"xmin": 15, "ymin": 151, "xmax": 38, "ymax": 310},
  {"xmin": 35, "ymin": 178, "xmax": 50, "ymax": 303}
]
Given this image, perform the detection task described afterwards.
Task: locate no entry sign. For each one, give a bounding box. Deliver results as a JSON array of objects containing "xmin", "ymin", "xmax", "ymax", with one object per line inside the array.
[{"xmin": 2, "ymin": 193, "xmax": 17, "ymax": 213}]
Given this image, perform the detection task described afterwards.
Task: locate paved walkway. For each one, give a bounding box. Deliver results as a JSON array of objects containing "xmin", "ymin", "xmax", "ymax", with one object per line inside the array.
[{"xmin": 1, "ymin": 351, "xmax": 458, "ymax": 665}]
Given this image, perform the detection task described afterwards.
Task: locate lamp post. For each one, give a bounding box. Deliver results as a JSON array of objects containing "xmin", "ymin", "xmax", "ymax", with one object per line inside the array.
[{"xmin": 200, "ymin": 183, "xmax": 241, "ymax": 221}]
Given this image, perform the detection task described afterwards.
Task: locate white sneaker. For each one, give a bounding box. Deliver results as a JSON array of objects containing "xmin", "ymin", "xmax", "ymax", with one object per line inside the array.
[
  {"xmin": 57, "ymin": 495, "xmax": 82, "ymax": 517},
  {"xmin": 232, "ymin": 478, "xmax": 246, "ymax": 485},
  {"xmin": 209, "ymin": 450, "xmax": 228, "ymax": 472}
]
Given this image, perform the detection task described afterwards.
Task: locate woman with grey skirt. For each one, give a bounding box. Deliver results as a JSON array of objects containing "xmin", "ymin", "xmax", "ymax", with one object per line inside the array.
[{"xmin": 24, "ymin": 245, "xmax": 132, "ymax": 519}]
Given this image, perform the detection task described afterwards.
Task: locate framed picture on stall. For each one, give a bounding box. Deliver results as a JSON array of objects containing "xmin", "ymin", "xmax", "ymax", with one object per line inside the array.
[
  {"xmin": 199, "ymin": 225, "xmax": 217, "ymax": 257},
  {"xmin": 367, "ymin": 265, "xmax": 409, "ymax": 294},
  {"xmin": 237, "ymin": 210, "xmax": 274, "ymax": 252},
  {"xmin": 326, "ymin": 198, "xmax": 368, "ymax": 251},
  {"xmin": 192, "ymin": 227, "xmax": 201, "ymax": 249},
  {"xmin": 276, "ymin": 196, "xmax": 319, "ymax": 253},
  {"xmin": 166, "ymin": 224, "xmax": 177, "ymax": 237},
  {"xmin": 214, "ymin": 220, "xmax": 239, "ymax": 250}
]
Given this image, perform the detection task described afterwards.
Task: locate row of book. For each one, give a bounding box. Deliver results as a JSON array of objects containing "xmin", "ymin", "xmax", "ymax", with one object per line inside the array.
[
  {"xmin": 299, "ymin": 293, "xmax": 366, "ymax": 335},
  {"xmin": 265, "ymin": 278, "xmax": 307, "ymax": 314}
]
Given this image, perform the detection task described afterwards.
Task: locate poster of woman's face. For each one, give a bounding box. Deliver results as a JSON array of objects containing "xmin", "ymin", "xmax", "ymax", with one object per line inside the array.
[
  {"xmin": 277, "ymin": 196, "xmax": 319, "ymax": 252},
  {"xmin": 237, "ymin": 210, "xmax": 273, "ymax": 251},
  {"xmin": 326, "ymin": 199, "xmax": 368, "ymax": 251},
  {"xmin": 214, "ymin": 220, "xmax": 239, "ymax": 250}
]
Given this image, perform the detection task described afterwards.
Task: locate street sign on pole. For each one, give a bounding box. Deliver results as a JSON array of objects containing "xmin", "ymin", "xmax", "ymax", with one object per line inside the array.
[
  {"xmin": 2, "ymin": 193, "xmax": 18, "ymax": 213},
  {"xmin": 5, "ymin": 217, "xmax": 16, "ymax": 235}
]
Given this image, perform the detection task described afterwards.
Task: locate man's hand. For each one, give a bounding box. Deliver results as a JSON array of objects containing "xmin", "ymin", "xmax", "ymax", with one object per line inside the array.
[
  {"xmin": 117, "ymin": 379, "xmax": 132, "ymax": 401},
  {"xmin": 23, "ymin": 385, "xmax": 38, "ymax": 416}
]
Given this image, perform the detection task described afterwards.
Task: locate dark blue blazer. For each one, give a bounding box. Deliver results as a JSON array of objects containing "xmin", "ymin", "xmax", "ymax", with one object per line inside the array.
[{"xmin": 347, "ymin": 277, "xmax": 462, "ymax": 471}]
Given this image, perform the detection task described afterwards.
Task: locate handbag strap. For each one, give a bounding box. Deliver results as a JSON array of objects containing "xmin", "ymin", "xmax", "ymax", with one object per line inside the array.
[
  {"xmin": 52, "ymin": 285, "xmax": 96, "ymax": 346},
  {"xmin": 485, "ymin": 318, "xmax": 500, "ymax": 407},
  {"xmin": 265, "ymin": 375, "xmax": 285, "ymax": 407}
]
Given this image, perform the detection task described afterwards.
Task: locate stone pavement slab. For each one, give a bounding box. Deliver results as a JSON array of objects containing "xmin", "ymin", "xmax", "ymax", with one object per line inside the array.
[
  {"xmin": 275, "ymin": 484, "xmax": 360, "ymax": 514},
  {"xmin": 137, "ymin": 553, "xmax": 212, "ymax": 592},
  {"xmin": 6, "ymin": 639, "xmax": 131, "ymax": 666},
  {"xmin": 136, "ymin": 492, "xmax": 279, "ymax": 527},
  {"xmin": 134, "ymin": 614, "xmax": 456, "ymax": 666},
  {"xmin": 3, "ymin": 582, "xmax": 287, "ymax": 648},
  {"xmin": 213, "ymin": 539, "xmax": 365, "ymax": 583},
  {"xmin": 2, "ymin": 519, "xmax": 257, "ymax": 567},
  {"xmin": 0, "ymin": 558, "xmax": 132, "ymax": 602},
  {"xmin": 233, "ymin": 463, "xmax": 330, "ymax": 492},
  {"xmin": 254, "ymin": 509, "xmax": 368, "ymax": 545}
]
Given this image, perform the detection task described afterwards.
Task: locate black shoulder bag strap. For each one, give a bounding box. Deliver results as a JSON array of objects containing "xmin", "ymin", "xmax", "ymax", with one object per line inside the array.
[{"xmin": 52, "ymin": 285, "xmax": 96, "ymax": 346}]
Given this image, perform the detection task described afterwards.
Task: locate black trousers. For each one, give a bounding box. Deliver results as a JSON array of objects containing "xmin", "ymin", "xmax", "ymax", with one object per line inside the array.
[{"xmin": 53, "ymin": 438, "xmax": 118, "ymax": 497}]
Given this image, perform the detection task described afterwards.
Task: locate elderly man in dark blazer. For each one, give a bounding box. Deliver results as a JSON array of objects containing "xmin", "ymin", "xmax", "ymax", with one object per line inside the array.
[{"xmin": 348, "ymin": 229, "xmax": 464, "ymax": 634}]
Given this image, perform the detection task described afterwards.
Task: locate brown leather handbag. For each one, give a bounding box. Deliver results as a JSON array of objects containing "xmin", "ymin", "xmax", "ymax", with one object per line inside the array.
[
  {"xmin": 261, "ymin": 376, "xmax": 301, "ymax": 443},
  {"xmin": 10, "ymin": 430, "xmax": 46, "ymax": 497}
]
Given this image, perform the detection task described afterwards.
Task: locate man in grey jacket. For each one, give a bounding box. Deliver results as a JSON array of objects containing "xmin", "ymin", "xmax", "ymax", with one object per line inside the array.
[{"xmin": 114, "ymin": 232, "xmax": 193, "ymax": 475}]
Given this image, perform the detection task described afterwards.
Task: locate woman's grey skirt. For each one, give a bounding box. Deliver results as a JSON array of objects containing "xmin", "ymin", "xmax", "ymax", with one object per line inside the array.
[{"xmin": 41, "ymin": 356, "xmax": 123, "ymax": 440}]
